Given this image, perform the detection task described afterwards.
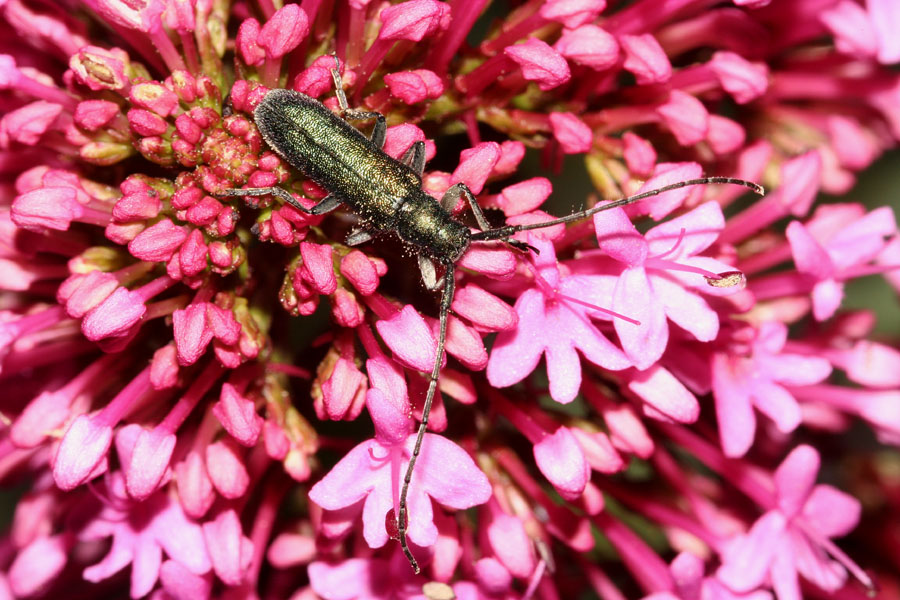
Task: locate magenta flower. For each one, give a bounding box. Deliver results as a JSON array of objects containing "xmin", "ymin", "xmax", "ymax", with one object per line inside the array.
[
  {"xmin": 712, "ymin": 322, "xmax": 832, "ymax": 458},
  {"xmin": 717, "ymin": 446, "xmax": 863, "ymax": 599},
  {"xmin": 309, "ymin": 381, "xmax": 490, "ymax": 551},
  {"xmin": 487, "ymin": 237, "xmax": 630, "ymax": 403},
  {"xmin": 78, "ymin": 473, "xmax": 212, "ymax": 598},
  {"xmin": 590, "ymin": 200, "xmax": 740, "ymax": 370}
]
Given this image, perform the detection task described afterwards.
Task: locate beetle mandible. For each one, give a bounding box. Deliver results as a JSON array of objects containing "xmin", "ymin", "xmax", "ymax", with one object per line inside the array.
[{"xmin": 221, "ymin": 58, "xmax": 764, "ymax": 573}]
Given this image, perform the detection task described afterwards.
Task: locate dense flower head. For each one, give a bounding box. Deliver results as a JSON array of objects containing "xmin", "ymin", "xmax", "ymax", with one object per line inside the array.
[{"xmin": 1, "ymin": 1, "xmax": 900, "ymax": 598}]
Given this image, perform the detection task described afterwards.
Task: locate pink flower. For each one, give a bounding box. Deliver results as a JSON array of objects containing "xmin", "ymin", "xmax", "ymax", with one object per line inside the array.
[
  {"xmin": 384, "ymin": 69, "xmax": 444, "ymax": 104},
  {"xmin": 657, "ymin": 91, "xmax": 709, "ymax": 146},
  {"xmin": 718, "ymin": 446, "xmax": 862, "ymax": 598},
  {"xmin": 1, "ymin": 100, "xmax": 64, "ymax": 145},
  {"xmin": 644, "ymin": 552, "xmax": 772, "ymax": 600},
  {"xmin": 504, "ymin": 38, "xmax": 571, "ymax": 91},
  {"xmin": 308, "ymin": 386, "xmax": 491, "ymax": 551},
  {"xmin": 1, "ymin": 0, "xmax": 899, "ymax": 596},
  {"xmin": 487, "ymin": 237, "xmax": 630, "ymax": 403},
  {"xmin": 8, "ymin": 534, "xmax": 69, "ymax": 597},
  {"xmin": 379, "ymin": 0, "xmax": 450, "ymax": 42},
  {"xmin": 620, "ymin": 33, "xmax": 672, "ymax": 84},
  {"xmin": 451, "ymin": 141, "xmax": 500, "ymax": 195},
  {"xmin": 712, "ymin": 322, "xmax": 831, "ymax": 458},
  {"xmin": 539, "ymin": 0, "xmax": 607, "ymax": 29},
  {"xmin": 79, "ymin": 473, "xmax": 212, "ymax": 597},
  {"xmin": 591, "ymin": 201, "xmax": 738, "ymax": 370},
  {"xmin": 786, "ymin": 206, "xmax": 896, "ymax": 321},
  {"xmin": 533, "ymin": 427, "xmax": 590, "ymax": 500},
  {"xmin": 309, "ymin": 550, "xmax": 426, "ymax": 600},
  {"xmin": 549, "ymin": 111, "xmax": 593, "ymax": 153},
  {"xmin": 554, "ymin": 25, "xmax": 619, "ymax": 70},
  {"xmin": 257, "ymin": 4, "xmax": 309, "ymax": 59},
  {"xmin": 708, "ymin": 51, "xmax": 769, "ymax": 104}
]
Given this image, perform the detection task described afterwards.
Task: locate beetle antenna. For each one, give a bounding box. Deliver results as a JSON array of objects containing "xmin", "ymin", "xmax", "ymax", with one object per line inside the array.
[
  {"xmin": 470, "ymin": 177, "xmax": 764, "ymax": 243},
  {"xmin": 397, "ymin": 264, "xmax": 456, "ymax": 574}
]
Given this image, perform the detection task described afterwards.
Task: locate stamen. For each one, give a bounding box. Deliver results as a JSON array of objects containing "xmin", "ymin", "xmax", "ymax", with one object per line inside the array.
[
  {"xmin": 796, "ymin": 518, "xmax": 875, "ymax": 593},
  {"xmin": 526, "ymin": 257, "xmax": 641, "ymax": 325},
  {"xmin": 368, "ymin": 445, "xmax": 390, "ymax": 463},
  {"xmin": 556, "ymin": 292, "xmax": 641, "ymax": 326},
  {"xmin": 644, "ymin": 257, "xmax": 722, "ymax": 279},
  {"xmin": 654, "ymin": 228, "xmax": 687, "ymax": 260}
]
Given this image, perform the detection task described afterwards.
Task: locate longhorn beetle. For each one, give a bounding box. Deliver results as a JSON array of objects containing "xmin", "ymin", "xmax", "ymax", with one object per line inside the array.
[{"xmin": 221, "ymin": 58, "xmax": 764, "ymax": 573}]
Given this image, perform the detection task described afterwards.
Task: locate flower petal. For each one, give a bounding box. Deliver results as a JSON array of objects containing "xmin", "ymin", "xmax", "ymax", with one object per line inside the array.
[
  {"xmin": 544, "ymin": 318, "xmax": 583, "ymax": 404},
  {"xmin": 646, "ymin": 201, "xmax": 725, "ymax": 259},
  {"xmin": 487, "ymin": 289, "xmax": 547, "ymax": 388},
  {"xmin": 751, "ymin": 381, "xmax": 802, "ymax": 435},
  {"xmin": 652, "ymin": 275, "xmax": 719, "ymax": 342},
  {"xmin": 533, "ymin": 428, "xmax": 589, "ymax": 500},
  {"xmin": 594, "ymin": 206, "xmax": 648, "ymax": 266},
  {"xmin": 774, "ymin": 445, "xmax": 819, "ymax": 518},
  {"xmin": 812, "ymin": 279, "xmax": 844, "ymax": 321},
  {"xmin": 756, "ymin": 352, "xmax": 831, "ymax": 386},
  {"xmin": 308, "ymin": 559, "xmax": 377, "ymax": 600},
  {"xmin": 417, "ymin": 433, "xmax": 491, "ymax": 509},
  {"xmin": 487, "ymin": 514, "xmax": 536, "ymax": 578},
  {"xmin": 787, "ymin": 527, "xmax": 847, "ymax": 592},
  {"xmin": 361, "ymin": 475, "xmax": 394, "ymax": 548},
  {"xmin": 614, "ymin": 267, "xmax": 668, "ymax": 370},
  {"xmin": 801, "ymin": 485, "xmax": 861, "ymax": 538},
  {"xmin": 308, "ymin": 441, "xmax": 382, "ymax": 510},
  {"xmin": 786, "ymin": 221, "xmax": 833, "ymax": 279},
  {"xmin": 770, "ymin": 542, "xmax": 801, "ymax": 600},
  {"xmin": 717, "ymin": 511, "xmax": 785, "ymax": 591},
  {"xmin": 376, "ymin": 305, "xmax": 437, "ymax": 372},
  {"xmin": 628, "ymin": 366, "xmax": 699, "ymax": 424},
  {"xmin": 712, "ymin": 354, "xmax": 757, "ymax": 458}
]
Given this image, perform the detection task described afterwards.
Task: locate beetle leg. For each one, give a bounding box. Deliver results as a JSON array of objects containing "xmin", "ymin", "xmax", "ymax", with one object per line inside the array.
[
  {"xmin": 417, "ymin": 254, "xmax": 444, "ymax": 290},
  {"xmin": 345, "ymin": 229, "xmax": 373, "ymax": 246},
  {"xmin": 442, "ymin": 183, "xmax": 539, "ymax": 252},
  {"xmin": 219, "ymin": 187, "xmax": 341, "ymax": 215},
  {"xmin": 343, "ymin": 109, "xmax": 386, "ymax": 149},
  {"xmin": 398, "ymin": 264, "xmax": 455, "ymax": 574},
  {"xmin": 308, "ymin": 194, "xmax": 343, "ymax": 214},
  {"xmin": 440, "ymin": 183, "xmax": 492, "ymax": 232},
  {"xmin": 400, "ymin": 141, "xmax": 427, "ymax": 176},
  {"xmin": 330, "ymin": 55, "xmax": 350, "ymax": 111},
  {"xmin": 329, "ymin": 56, "xmax": 387, "ymax": 148}
]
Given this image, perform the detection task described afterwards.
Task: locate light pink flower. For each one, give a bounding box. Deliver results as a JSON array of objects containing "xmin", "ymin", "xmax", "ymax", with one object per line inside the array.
[
  {"xmin": 487, "ymin": 237, "xmax": 630, "ymax": 403},
  {"xmin": 786, "ymin": 205, "xmax": 896, "ymax": 321},
  {"xmin": 79, "ymin": 473, "xmax": 211, "ymax": 597},
  {"xmin": 712, "ymin": 322, "xmax": 831, "ymax": 458},
  {"xmin": 308, "ymin": 384, "xmax": 491, "ymax": 550},
  {"xmin": 591, "ymin": 201, "xmax": 738, "ymax": 370},
  {"xmin": 718, "ymin": 446, "xmax": 862, "ymax": 598}
]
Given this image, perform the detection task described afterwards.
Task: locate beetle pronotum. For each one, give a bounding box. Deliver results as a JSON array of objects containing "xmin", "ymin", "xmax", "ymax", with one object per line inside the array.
[{"xmin": 221, "ymin": 59, "xmax": 764, "ymax": 573}]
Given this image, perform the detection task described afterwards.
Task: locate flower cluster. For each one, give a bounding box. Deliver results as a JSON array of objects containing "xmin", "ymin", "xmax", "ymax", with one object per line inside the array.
[{"xmin": 1, "ymin": 0, "xmax": 899, "ymax": 598}]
